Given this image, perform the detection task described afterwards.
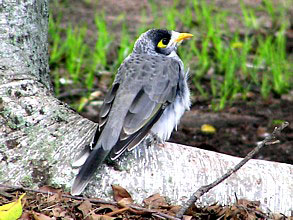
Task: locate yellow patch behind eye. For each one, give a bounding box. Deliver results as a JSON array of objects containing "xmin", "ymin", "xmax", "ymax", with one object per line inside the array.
[{"xmin": 157, "ymin": 39, "xmax": 167, "ymax": 48}]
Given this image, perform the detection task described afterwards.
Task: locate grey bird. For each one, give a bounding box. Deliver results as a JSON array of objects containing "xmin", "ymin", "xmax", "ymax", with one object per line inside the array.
[{"xmin": 71, "ymin": 29, "xmax": 193, "ymax": 195}]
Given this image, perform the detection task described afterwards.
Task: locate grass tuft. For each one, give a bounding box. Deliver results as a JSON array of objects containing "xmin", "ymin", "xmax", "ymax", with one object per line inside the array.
[{"xmin": 49, "ymin": 0, "xmax": 293, "ymax": 111}]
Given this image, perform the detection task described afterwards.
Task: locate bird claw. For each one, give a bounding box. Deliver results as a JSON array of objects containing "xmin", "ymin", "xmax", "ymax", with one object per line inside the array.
[
  {"xmin": 145, "ymin": 132, "xmax": 165, "ymax": 147},
  {"xmin": 105, "ymin": 158, "xmax": 123, "ymax": 171}
]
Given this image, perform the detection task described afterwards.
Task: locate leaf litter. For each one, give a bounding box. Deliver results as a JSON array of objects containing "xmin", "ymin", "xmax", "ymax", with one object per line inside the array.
[{"xmin": 0, "ymin": 185, "xmax": 292, "ymax": 220}]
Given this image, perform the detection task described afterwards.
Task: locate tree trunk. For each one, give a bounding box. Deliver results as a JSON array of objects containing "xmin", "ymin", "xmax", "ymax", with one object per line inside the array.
[
  {"xmin": 0, "ymin": 0, "xmax": 96, "ymax": 187},
  {"xmin": 0, "ymin": 0, "xmax": 292, "ymax": 216}
]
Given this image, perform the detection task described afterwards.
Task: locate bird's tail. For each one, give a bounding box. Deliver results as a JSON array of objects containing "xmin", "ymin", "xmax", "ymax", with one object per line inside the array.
[{"xmin": 71, "ymin": 146, "xmax": 109, "ymax": 195}]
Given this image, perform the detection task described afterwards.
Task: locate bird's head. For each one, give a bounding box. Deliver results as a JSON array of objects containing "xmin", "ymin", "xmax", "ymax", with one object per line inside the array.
[{"xmin": 133, "ymin": 29, "xmax": 193, "ymax": 56}]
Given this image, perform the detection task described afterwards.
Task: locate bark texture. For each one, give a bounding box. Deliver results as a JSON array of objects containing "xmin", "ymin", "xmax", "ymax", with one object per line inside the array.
[
  {"xmin": 0, "ymin": 0, "xmax": 292, "ymax": 216},
  {"xmin": 85, "ymin": 143, "xmax": 293, "ymax": 216},
  {"xmin": 0, "ymin": 0, "xmax": 96, "ymax": 188}
]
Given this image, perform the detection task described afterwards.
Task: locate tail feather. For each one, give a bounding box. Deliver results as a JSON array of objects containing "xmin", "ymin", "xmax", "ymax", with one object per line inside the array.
[
  {"xmin": 72, "ymin": 145, "xmax": 91, "ymax": 167},
  {"xmin": 71, "ymin": 147, "xmax": 109, "ymax": 195}
]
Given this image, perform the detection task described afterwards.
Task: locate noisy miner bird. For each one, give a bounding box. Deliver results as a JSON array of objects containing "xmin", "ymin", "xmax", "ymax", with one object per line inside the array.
[{"xmin": 71, "ymin": 29, "xmax": 193, "ymax": 195}]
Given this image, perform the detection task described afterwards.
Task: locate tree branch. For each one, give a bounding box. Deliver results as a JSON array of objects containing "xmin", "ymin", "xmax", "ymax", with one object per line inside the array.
[{"xmin": 176, "ymin": 122, "xmax": 289, "ymax": 218}]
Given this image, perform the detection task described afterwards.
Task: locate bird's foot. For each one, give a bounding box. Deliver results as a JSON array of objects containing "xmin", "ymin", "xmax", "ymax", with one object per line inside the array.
[
  {"xmin": 147, "ymin": 132, "xmax": 166, "ymax": 148},
  {"xmin": 105, "ymin": 157, "xmax": 123, "ymax": 171}
]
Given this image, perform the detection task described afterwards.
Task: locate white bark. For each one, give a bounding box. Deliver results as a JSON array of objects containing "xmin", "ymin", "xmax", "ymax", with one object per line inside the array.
[{"xmin": 78, "ymin": 142, "xmax": 293, "ymax": 216}]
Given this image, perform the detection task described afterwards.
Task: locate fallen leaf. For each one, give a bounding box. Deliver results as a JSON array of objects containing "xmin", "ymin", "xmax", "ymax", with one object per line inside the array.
[
  {"xmin": 237, "ymin": 199, "xmax": 260, "ymax": 208},
  {"xmin": 19, "ymin": 211, "xmax": 31, "ymax": 220},
  {"xmin": 106, "ymin": 207, "xmax": 129, "ymax": 217},
  {"xmin": 91, "ymin": 214, "xmax": 118, "ymax": 220},
  {"xmin": 201, "ymin": 124, "xmax": 216, "ymax": 133},
  {"xmin": 205, "ymin": 203, "xmax": 222, "ymax": 214},
  {"xmin": 47, "ymin": 193, "xmax": 61, "ymax": 203},
  {"xmin": 0, "ymin": 193, "xmax": 26, "ymax": 220},
  {"xmin": 95, "ymin": 204, "xmax": 118, "ymax": 214},
  {"xmin": 256, "ymin": 127, "xmax": 268, "ymax": 138},
  {"xmin": 78, "ymin": 200, "xmax": 92, "ymax": 217},
  {"xmin": 52, "ymin": 206, "xmax": 66, "ymax": 217},
  {"xmin": 32, "ymin": 212, "xmax": 51, "ymax": 220},
  {"xmin": 39, "ymin": 186, "xmax": 62, "ymax": 201},
  {"xmin": 111, "ymin": 185, "xmax": 133, "ymax": 203},
  {"xmin": 182, "ymin": 215, "xmax": 192, "ymax": 220},
  {"xmin": 39, "ymin": 186, "xmax": 60, "ymax": 194},
  {"xmin": 143, "ymin": 193, "xmax": 167, "ymax": 209},
  {"xmin": 117, "ymin": 198, "xmax": 133, "ymax": 207},
  {"xmin": 169, "ymin": 205, "xmax": 181, "ymax": 214}
]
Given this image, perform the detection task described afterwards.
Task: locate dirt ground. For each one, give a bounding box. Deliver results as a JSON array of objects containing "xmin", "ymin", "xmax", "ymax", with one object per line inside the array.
[{"xmin": 171, "ymin": 97, "xmax": 293, "ymax": 164}]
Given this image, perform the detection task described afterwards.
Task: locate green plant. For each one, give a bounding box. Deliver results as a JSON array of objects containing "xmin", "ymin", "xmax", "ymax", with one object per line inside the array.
[{"xmin": 48, "ymin": 0, "xmax": 293, "ymax": 112}]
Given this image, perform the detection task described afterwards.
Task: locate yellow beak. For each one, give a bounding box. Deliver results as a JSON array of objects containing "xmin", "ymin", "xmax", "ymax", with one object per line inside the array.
[{"xmin": 174, "ymin": 33, "xmax": 193, "ymax": 43}]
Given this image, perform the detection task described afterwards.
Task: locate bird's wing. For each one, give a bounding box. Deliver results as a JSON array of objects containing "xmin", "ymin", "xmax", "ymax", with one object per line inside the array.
[
  {"xmin": 71, "ymin": 55, "xmax": 181, "ymax": 195},
  {"xmin": 108, "ymin": 54, "xmax": 181, "ymax": 159},
  {"xmin": 71, "ymin": 83, "xmax": 120, "ymax": 168},
  {"xmin": 71, "ymin": 82, "xmax": 122, "ymax": 195}
]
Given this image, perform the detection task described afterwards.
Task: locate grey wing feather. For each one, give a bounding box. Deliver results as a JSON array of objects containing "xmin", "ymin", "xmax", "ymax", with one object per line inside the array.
[
  {"xmin": 99, "ymin": 83, "xmax": 120, "ymax": 120},
  {"xmin": 109, "ymin": 56, "xmax": 180, "ymax": 159},
  {"xmin": 71, "ymin": 82, "xmax": 121, "ymax": 195},
  {"xmin": 71, "ymin": 54, "xmax": 181, "ymax": 195}
]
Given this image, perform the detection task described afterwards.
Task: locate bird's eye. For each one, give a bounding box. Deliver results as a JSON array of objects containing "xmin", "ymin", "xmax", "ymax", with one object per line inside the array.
[{"xmin": 157, "ymin": 38, "xmax": 170, "ymax": 48}]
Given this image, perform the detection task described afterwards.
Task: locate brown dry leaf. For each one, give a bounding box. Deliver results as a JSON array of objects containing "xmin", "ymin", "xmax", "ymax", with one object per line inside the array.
[
  {"xmin": 39, "ymin": 186, "xmax": 62, "ymax": 201},
  {"xmin": 128, "ymin": 207, "xmax": 148, "ymax": 215},
  {"xmin": 52, "ymin": 206, "xmax": 66, "ymax": 217},
  {"xmin": 229, "ymin": 204, "xmax": 242, "ymax": 217},
  {"xmin": 106, "ymin": 207, "xmax": 130, "ymax": 217},
  {"xmin": 78, "ymin": 200, "xmax": 93, "ymax": 217},
  {"xmin": 237, "ymin": 199, "xmax": 260, "ymax": 209},
  {"xmin": 271, "ymin": 213, "xmax": 287, "ymax": 219},
  {"xmin": 47, "ymin": 193, "xmax": 61, "ymax": 203},
  {"xmin": 95, "ymin": 204, "xmax": 119, "ymax": 214},
  {"xmin": 117, "ymin": 198, "xmax": 133, "ymax": 207},
  {"xmin": 246, "ymin": 213, "xmax": 257, "ymax": 220},
  {"xmin": 19, "ymin": 211, "xmax": 31, "ymax": 220},
  {"xmin": 111, "ymin": 185, "xmax": 133, "ymax": 203},
  {"xmin": 169, "ymin": 205, "xmax": 181, "ymax": 214},
  {"xmin": 217, "ymin": 206, "xmax": 230, "ymax": 217},
  {"xmin": 143, "ymin": 193, "xmax": 168, "ymax": 209},
  {"xmin": 39, "ymin": 186, "xmax": 60, "ymax": 194},
  {"xmin": 205, "ymin": 203, "xmax": 222, "ymax": 214},
  {"xmin": 33, "ymin": 211, "xmax": 51, "ymax": 220},
  {"xmin": 91, "ymin": 213, "xmax": 118, "ymax": 220},
  {"xmin": 182, "ymin": 215, "xmax": 192, "ymax": 220},
  {"xmin": 256, "ymin": 127, "xmax": 268, "ymax": 138}
]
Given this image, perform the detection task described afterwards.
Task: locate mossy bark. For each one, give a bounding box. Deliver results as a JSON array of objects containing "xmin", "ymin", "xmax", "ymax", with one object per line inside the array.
[{"xmin": 0, "ymin": 0, "xmax": 96, "ymax": 190}]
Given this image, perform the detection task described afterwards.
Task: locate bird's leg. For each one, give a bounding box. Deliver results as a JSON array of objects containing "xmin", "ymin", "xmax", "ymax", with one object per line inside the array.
[
  {"xmin": 147, "ymin": 131, "xmax": 166, "ymax": 148},
  {"xmin": 105, "ymin": 157, "xmax": 123, "ymax": 171}
]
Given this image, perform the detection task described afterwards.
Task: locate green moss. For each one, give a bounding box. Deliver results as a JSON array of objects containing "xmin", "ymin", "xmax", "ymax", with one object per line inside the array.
[{"xmin": 21, "ymin": 175, "xmax": 34, "ymax": 187}]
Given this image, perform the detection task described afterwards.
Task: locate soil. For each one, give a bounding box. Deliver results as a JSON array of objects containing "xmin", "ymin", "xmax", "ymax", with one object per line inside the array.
[{"xmin": 171, "ymin": 98, "xmax": 293, "ymax": 164}]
